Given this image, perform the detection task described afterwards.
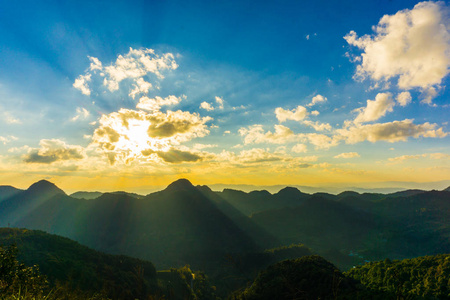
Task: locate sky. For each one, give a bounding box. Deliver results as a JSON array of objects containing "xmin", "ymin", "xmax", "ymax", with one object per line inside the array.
[{"xmin": 0, "ymin": 0, "xmax": 449, "ymax": 193}]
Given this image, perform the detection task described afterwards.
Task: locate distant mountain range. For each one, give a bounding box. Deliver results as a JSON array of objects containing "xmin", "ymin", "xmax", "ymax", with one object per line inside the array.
[{"xmin": 0, "ymin": 178, "xmax": 449, "ymax": 274}]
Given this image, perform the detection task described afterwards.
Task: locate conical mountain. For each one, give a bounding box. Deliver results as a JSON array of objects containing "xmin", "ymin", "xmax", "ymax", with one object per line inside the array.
[
  {"xmin": 27, "ymin": 179, "xmax": 66, "ymax": 196},
  {"xmin": 0, "ymin": 180, "xmax": 67, "ymax": 227},
  {"xmin": 163, "ymin": 178, "xmax": 195, "ymax": 192}
]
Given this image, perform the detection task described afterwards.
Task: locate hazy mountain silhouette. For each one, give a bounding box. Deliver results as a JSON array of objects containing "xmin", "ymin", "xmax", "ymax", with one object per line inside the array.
[
  {"xmin": 0, "ymin": 179, "xmax": 265, "ymax": 274},
  {"xmin": 0, "ymin": 185, "xmax": 22, "ymax": 202},
  {"xmin": 1, "ymin": 179, "xmax": 450, "ymax": 275},
  {"xmin": 70, "ymin": 191, "xmax": 103, "ymax": 199}
]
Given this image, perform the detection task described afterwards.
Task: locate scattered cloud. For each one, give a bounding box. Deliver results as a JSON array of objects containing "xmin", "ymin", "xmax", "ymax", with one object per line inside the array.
[
  {"xmin": 396, "ymin": 92, "xmax": 412, "ymax": 107},
  {"xmin": 215, "ymin": 96, "xmax": 224, "ymax": 109},
  {"xmin": 291, "ymin": 144, "xmax": 307, "ymax": 153},
  {"xmin": 239, "ymin": 124, "xmax": 300, "ymax": 144},
  {"xmin": 136, "ymin": 95, "xmax": 182, "ymax": 112},
  {"xmin": 0, "ymin": 136, "xmax": 18, "ymax": 145},
  {"xmin": 73, "ymin": 74, "xmax": 91, "ymax": 96},
  {"xmin": 334, "ymin": 152, "xmax": 360, "ymax": 159},
  {"xmin": 235, "ymin": 148, "xmax": 284, "ymax": 164},
  {"xmin": 275, "ymin": 105, "xmax": 308, "ymax": 122},
  {"xmin": 200, "ymin": 101, "xmax": 214, "ymax": 111},
  {"xmin": 3, "ymin": 112, "xmax": 22, "ymax": 124},
  {"xmin": 388, "ymin": 152, "xmax": 450, "ymax": 163},
  {"xmin": 23, "ymin": 139, "xmax": 85, "ymax": 164},
  {"xmin": 142, "ymin": 148, "xmax": 203, "ymax": 163},
  {"xmin": 345, "ymin": 1, "xmax": 450, "ymax": 97},
  {"xmin": 129, "ymin": 78, "xmax": 152, "ymax": 99},
  {"xmin": 306, "ymin": 133, "xmax": 339, "ymax": 149},
  {"xmin": 307, "ymin": 94, "xmax": 327, "ymax": 107},
  {"xmin": 73, "ymin": 48, "xmax": 178, "ymax": 97},
  {"xmin": 337, "ymin": 119, "xmax": 447, "ymax": 143},
  {"xmin": 71, "ymin": 107, "xmax": 90, "ymax": 122},
  {"xmin": 302, "ymin": 120, "xmax": 332, "ymax": 131},
  {"xmin": 353, "ymin": 92, "xmax": 394, "ymax": 123},
  {"xmin": 311, "ymin": 110, "xmax": 320, "ymax": 116},
  {"xmin": 420, "ymin": 86, "xmax": 438, "ymax": 105}
]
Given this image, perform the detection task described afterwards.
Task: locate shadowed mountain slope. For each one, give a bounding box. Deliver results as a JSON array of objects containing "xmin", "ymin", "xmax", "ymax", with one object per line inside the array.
[{"xmin": 0, "ymin": 179, "xmax": 264, "ymax": 273}]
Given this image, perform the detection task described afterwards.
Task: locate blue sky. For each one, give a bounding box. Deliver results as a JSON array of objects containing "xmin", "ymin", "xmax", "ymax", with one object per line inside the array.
[{"xmin": 0, "ymin": 0, "xmax": 449, "ymax": 192}]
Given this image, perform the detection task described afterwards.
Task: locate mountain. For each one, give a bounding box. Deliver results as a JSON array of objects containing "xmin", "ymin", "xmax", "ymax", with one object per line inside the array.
[
  {"xmin": 0, "ymin": 185, "xmax": 22, "ymax": 202},
  {"xmin": 70, "ymin": 191, "xmax": 103, "ymax": 199},
  {"xmin": 27, "ymin": 179, "xmax": 66, "ymax": 196},
  {"xmin": 0, "ymin": 228, "xmax": 220, "ymax": 300},
  {"xmin": 443, "ymin": 186, "xmax": 450, "ymax": 192},
  {"xmin": 0, "ymin": 227, "xmax": 159, "ymax": 299},
  {"xmin": 0, "ymin": 180, "xmax": 68, "ymax": 227},
  {"xmin": 217, "ymin": 186, "xmax": 309, "ymax": 216},
  {"xmin": 233, "ymin": 255, "xmax": 363, "ymax": 300},
  {"xmin": 386, "ymin": 189, "xmax": 426, "ymax": 198},
  {"xmin": 346, "ymin": 254, "xmax": 450, "ymax": 299},
  {"xmin": 250, "ymin": 195, "xmax": 376, "ymax": 268},
  {"xmin": 1, "ymin": 178, "xmax": 450, "ymax": 292},
  {"xmin": 0, "ymin": 179, "xmax": 263, "ymax": 274}
]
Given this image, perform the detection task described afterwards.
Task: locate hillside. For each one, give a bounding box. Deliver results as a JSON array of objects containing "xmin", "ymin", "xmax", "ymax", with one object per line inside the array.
[
  {"xmin": 0, "ymin": 228, "xmax": 159, "ymax": 299},
  {"xmin": 0, "ymin": 179, "xmax": 449, "ymax": 290},
  {"xmin": 346, "ymin": 254, "xmax": 450, "ymax": 299},
  {"xmin": 0, "ymin": 179, "xmax": 264, "ymax": 274}
]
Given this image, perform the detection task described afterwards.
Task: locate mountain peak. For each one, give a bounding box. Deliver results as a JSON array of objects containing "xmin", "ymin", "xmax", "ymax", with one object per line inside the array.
[
  {"xmin": 444, "ymin": 186, "xmax": 450, "ymax": 192},
  {"xmin": 164, "ymin": 179, "xmax": 195, "ymax": 192},
  {"xmin": 27, "ymin": 180, "xmax": 66, "ymax": 196}
]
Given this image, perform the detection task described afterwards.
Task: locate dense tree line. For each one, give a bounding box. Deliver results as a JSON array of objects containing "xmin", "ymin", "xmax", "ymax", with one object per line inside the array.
[{"xmin": 346, "ymin": 254, "xmax": 450, "ymax": 299}]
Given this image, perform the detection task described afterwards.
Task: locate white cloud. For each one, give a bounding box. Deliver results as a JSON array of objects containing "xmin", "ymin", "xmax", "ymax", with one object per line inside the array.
[
  {"xmin": 71, "ymin": 107, "xmax": 90, "ymax": 122},
  {"xmin": 239, "ymin": 124, "xmax": 301, "ymax": 144},
  {"xmin": 88, "ymin": 56, "xmax": 102, "ymax": 71},
  {"xmin": 73, "ymin": 74, "xmax": 91, "ymax": 96},
  {"xmin": 102, "ymin": 48, "xmax": 178, "ymax": 92},
  {"xmin": 215, "ymin": 96, "xmax": 224, "ymax": 109},
  {"xmin": 200, "ymin": 101, "xmax": 214, "ymax": 111},
  {"xmin": 353, "ymin": 92, "xmax": 394, "ymax": 123},
  {"xmin": 420, "ymin": 86, "xmax": 438, "ymax": 105},
  {"xmin": 388, "ymin": 154, "xmax": 424, "ymax": 162},
  {"xmin": 234, "ymin": 148, "xmax": 285, "ymax": 164},
  {"xmin": 137, "ymin": 95, "xmax": 182, "ymax": 112},
  {"xmin": 306, "ymin": 133, "xmax": 339, "ymax": 149},
  {"xmin": 3, "ymin": 112, "xmax": 21, "ymax": 124},
  {"xmin": 396, "ymin": 92, "xmax": 412, "ymax": 106},
  {"xmin": 74, "ymin": 48, "xmax": 178, "ymax": 98},
  {"xmin": 337, "ymin": 119, "xmax": 447, "ymax": 143},
  {"xmin": 129, "ymin": 78, "xmax": 152, "ymax": 99},
  {"xmin": 345, "ymin": 1, "xmax": 450, "ymax": 94},
  {"xmin": 0, "ymin": 136, "xmax": 18, "ymax": 145},
  {"xmin": 311, "ymin": 110, "xmax": 320, "ymax": 116},
  {"xmin": 291, "ymin": 144, "xmax": 307, "ymax": 153},
  {"xmin": 275, "ymin": 105, "xmax": 308, "ymax": 122},
  {"xmin": 307, "ymin": 94, "xmax": 327, "ymax": 107},
  {"xmin": 334, "ymin": 152, "xmax": 360, "ymax": 159},
  {"xmin": 388, "ymin": 152, "xmax": 450, "ymax": 162},
  {"xmin": 302, "ymin": 120, "xmax": 332, "ymax": 131}
]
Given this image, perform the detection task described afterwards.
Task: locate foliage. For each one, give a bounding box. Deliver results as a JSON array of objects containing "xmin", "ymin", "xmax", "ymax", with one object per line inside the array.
[
  {"xmin": 232, "ymin": 255, "xmax": 363, "ymax": 300},
  {"xmin": 0, "ymin": 244, "xmax": 48, "ymax": 298},
  {"xmin": 157, "ymin": 266, "xmax": 220, "ymax": 300},
  {"xmin": 346, "ymin": 254, "xmax": 450, "ymax": 299},
  {"xmin": 0, "ymin": 228, "xmax": 161, "ymax": 299}
]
